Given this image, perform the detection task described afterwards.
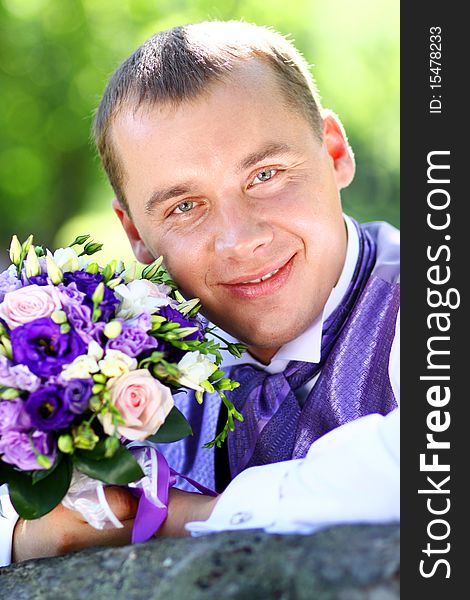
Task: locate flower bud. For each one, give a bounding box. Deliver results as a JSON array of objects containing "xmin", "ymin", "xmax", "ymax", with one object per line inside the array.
[
  {"xmin": 141, "ymin": 256, "xmax": 164, "ymax": 280},
  {"xmin": 85, "ymin": 262, "xmax": 100, "ymax": 274},
  {"xmin": 9, "ymin": 235, "xmax": 22, "ymax": 266},
  {"xmin": 73, "ymin": 424, "xmax": 99, "ymax": 450},
  {"xmin": 1, "ymin": 337, "xmax": 13, "ymax": 360},
  {"xmin": 25, "ymin": 245, "xmax": 41, "ymax": 278},
  {"xmin": 83, "ymin": 241, "xmax": 103, "ymax": 256},
  {"xmin": 0, "ymin": 387, "xmax": 21, "ymax": 400},
  {"xmin": 106, "ymin": 276, "xmax": 122, "ymax": 290},
  {"xmin": 45, "ymin": 254, "xmax": 63, "ymax": 284},
  {"xmin": 58, "ymin": 434, "xmax": 74, "ymax": 454},
  {"xmin": 36, "ymin": 454, "xmax": 52, "ymax": 469},
  {"xmin": 104, "ymin": 320, "xmax": 122, "ymax": 339},
  {"xmin": 22, "ymin": 234, "xmax": 34, "ymax": 255},
  {"xmin": 92, "ymin": 282, "xmax": 105, "ymax": 305},
  {"xmin": 51, "ymin": 310, "xmax": 68, "ymax": 324},
  {"xmin": 177, "ymin": 297, "xmax": 201, "ymax": 317},
  {"xmin": 120, "ymin": 261, "xmax": 137, "ymax": 283},
  {"xmin": 104, "ymin": 436, "xmax": 120, "ymax": 458},
  {"xmin": 69, "ymin": 234, "xmax": 91, "ymax": 247},
  {"xmin": 88, "ymin": 395, "xmax": 102, "ymax": 412}
]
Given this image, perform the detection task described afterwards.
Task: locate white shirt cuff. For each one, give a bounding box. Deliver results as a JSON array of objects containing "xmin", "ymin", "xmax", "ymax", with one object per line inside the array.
[
  {"xmin": 186, "ymin": 410, "xmax": 399, "ymax": 537},
  {"xmin": 0, "ymin": 485, "xmax": 19, "ymax": 567},
  {"xmin": 186, "ymin": 461, "xmax": 290, "ymax": 535}
]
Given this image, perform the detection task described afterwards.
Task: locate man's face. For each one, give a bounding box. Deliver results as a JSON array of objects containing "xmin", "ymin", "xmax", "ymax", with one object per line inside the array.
[{"xmin": 112, "ymin": 61, "xmax": 354, "ymax": 362}]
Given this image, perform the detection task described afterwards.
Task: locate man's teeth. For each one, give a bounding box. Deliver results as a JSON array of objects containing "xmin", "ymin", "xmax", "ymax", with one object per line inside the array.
[{"xmin": 243, "ymin": 268, "xmax": 280, "ymax": 284}]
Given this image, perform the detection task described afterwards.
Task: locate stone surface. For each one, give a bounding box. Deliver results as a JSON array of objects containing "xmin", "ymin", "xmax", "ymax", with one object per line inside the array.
[{"xmin": 0, "ymin": 524, "xmax": 399, "ymax": 599}]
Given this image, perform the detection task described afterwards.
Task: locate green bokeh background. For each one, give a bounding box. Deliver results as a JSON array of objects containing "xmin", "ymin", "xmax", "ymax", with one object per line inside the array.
[{"xmin": 0, "ymin": 0, "xmax": 399, "ymax": 266}]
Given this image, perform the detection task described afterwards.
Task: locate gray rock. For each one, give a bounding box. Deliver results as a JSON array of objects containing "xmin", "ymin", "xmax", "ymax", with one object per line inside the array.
[{"xmin": 0, "ymin": 524, "xmax": 399, "ymax": 599}]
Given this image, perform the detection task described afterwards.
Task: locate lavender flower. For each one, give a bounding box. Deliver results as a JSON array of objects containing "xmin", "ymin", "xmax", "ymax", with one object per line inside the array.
[
  {"xmin": 0, "ymin": 265, "xmax": 22, "ymax": 302},
  {"xmin": 11, "ymin": 317, "xmax": 86, "ymax": 378},
  {"xmin": 0, "ymin": 356, "xmax": 40, "ymax": 392},
  {"xmin": 0, "ymin": 430, "xmax": 57, "ymax": 470},
  {"xmin": 66, "ymin": 303, "xmax": 95, "ymax": 344},
  {"xmin": 107, "ymin": 325, "xmax": 158, "ymax": 357},
  {"xmin": 57, "ymin": 282, "xmax": 86, "ymax": 307},
  {"xmin": 0, "ymin": 399, "xmax": 31, "ymax": 433},
  {"xmin": 25, "ymin": 384, "xmax": 75, "ymax": 430}
]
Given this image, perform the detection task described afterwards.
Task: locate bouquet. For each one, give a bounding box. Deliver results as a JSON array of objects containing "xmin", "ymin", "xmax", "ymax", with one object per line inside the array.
[{"xmin": 0, "ymin": 234, "xmax": 244, "ymax": 541}]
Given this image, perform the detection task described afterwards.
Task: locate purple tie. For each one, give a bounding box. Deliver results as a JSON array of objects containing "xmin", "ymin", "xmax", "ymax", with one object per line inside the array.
[{"xmin": 227, "ymin": 220, "xmax": 376, "ymax": 478}]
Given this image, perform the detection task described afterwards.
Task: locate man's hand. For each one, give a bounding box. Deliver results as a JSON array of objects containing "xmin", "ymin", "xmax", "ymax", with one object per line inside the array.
[
  {"xmin": 12, "ymin": 486, "xmax": 138, "ymax": 562},
  {"xmin": 12, "ymin": 486, "xmax": 219, "ymax": 562}
]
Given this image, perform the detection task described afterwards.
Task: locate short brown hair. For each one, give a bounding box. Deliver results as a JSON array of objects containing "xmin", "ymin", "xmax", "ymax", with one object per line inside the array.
[{"xmin": 93, "ymin": 20, "xmax": 323, "ymax": 212}]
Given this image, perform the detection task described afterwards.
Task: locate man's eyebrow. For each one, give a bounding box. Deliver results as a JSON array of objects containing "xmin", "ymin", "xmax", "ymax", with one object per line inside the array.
[
  {"xmin": 237, "ymin": 142, "xmax": 294, "ymax": 172},
  {"xmin": 144, "ymin": 142, "xmax": 294, "ymax": 215},
  {"xmin": 144, "ymin": 184, "xmax": 193, "ymax": 215}
]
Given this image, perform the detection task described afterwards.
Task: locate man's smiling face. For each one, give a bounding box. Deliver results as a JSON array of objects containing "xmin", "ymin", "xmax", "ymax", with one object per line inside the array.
[{"xmin": 112, "ymin": 60, "xmax": 354, "ymax": 363}]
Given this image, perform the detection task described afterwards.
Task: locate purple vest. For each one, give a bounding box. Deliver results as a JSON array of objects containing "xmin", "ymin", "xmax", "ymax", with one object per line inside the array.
[{"xmin": 159, "ymin": 222, "xmax": 400, "ymax": 492}]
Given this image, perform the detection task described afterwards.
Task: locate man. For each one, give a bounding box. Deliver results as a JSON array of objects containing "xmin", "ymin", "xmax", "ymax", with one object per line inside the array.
[{"xmin": 0, "ymin": 20, "xmax": 399, "ymax": 564}]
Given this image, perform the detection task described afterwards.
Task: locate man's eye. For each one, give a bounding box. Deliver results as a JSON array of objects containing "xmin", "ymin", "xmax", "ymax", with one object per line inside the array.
[
  {"xmin": 252, "ymin": 168, "xmax": 277, "ymax": 185},
  {"xmin": 174, "ymin": 200, "xmax": 195, "ymax": 214}
]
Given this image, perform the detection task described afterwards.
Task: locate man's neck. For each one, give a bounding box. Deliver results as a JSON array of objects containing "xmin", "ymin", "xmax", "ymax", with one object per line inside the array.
[{"xmin": 246, "ymin": 345, "xmax": 281, "ymax": 366}]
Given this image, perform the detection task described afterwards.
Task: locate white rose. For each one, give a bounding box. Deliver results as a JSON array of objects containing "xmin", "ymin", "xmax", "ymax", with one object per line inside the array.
[
  {"xmin": 62, "ymin": 355, "xmax": 100, "ymax": 380},
  {"xmin": 98, "ymin": 349, "xmax": 137, "ymax": 378},
  {"xmin": 53, "ymin": 247, "xmax": 88, "ymax": 272},
  {"xmin": 114, "ymin": 279, "xmax": 171, "ymax": 319},
  {"xmin": 177, "ymin": 351, "xmax": 218, "ymax": 391}
]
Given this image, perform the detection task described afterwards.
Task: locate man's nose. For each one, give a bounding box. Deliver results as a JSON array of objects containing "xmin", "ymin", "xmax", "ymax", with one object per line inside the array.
[{"xmin": 214, "ymin": 204, "xmax": 273, "ymax": 259}]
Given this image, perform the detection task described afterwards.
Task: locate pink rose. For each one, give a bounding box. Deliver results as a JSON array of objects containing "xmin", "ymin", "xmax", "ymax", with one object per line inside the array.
[
  {"xmin": 0, "ymin": 285, "xmax": 61, "ymax": 329},
  {"xmin": 101, "ymin": 369, "xmax": 174, "ymax": 441}
]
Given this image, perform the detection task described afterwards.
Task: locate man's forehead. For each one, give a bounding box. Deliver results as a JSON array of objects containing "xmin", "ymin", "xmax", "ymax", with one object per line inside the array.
[{"xmin": 115, "ymin": 59, "xmax": 286, "ymax": 130}]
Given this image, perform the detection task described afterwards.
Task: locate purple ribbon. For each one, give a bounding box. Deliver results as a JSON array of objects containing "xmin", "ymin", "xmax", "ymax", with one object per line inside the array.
[{"xmin": 129, "ymin": 445, "xmax": 217, "ymax": 544}]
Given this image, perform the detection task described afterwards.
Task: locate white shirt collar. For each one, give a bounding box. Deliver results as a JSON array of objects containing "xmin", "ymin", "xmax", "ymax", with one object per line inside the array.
[{"xmin": 210, "ymin": 214, "xmax": 359, "ymax": 372}]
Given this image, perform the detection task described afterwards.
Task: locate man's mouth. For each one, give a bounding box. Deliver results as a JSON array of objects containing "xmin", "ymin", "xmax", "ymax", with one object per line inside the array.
[
  {"xmin": 220, "ymin": 255, "xmax": 296, "ymax": 299},
  {"xmin": 241, "ymin": 267, "xmax": 280, "ymax": 284}
]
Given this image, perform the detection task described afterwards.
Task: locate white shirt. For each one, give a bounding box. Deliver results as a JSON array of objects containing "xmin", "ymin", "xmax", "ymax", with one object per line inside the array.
[{"xmin": 0, "ymin": 216, "xmax": 400, "ymax": 565}]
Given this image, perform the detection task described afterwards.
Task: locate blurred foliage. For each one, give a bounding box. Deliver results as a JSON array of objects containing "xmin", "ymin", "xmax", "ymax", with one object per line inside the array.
[{"xmin": 0, "ymin": 0, "xmax": 399, "ymax": 266}]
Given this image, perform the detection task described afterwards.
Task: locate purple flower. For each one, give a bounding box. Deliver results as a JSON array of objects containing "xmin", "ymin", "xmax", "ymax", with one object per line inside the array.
[
  {"xmin": 64, "ymin": 378, "xmax": 93, "ymax": 414},
  {"xmin": 25, "ymin": 384, "xmax": 75, "ymax": 430},
  {"xmin": 11, "ymin": 317, "xmax": 86, "ymax": 378},
  {"xmin": 0, "ymin": 266, "xmax": 22, "ymax": 302},
  {"xmin": 107, "ymin": 325, "xmax": 158, "ymax": 357},
  {"xmin": 63, "ymin": 271, "xmax": 120, "ymax": 321},
  {"xmin": 0, "ymin": 430, "xmax": 57, "ymax": 471},
  {"xmin": 96, "ymin": 285, "xmax": 120, "ymax": 321},
  {"xmin": 63, "ymin": 270, "xmax": 103, "ymax": 292},
  {"xmin": 0, "ymin": 399, "xmax": 31, "ymax": 433}
]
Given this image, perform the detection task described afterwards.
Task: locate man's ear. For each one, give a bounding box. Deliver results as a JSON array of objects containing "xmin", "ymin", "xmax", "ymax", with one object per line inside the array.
[
  {"xmin": 112, "ymin": 198, "xmax": 155, "ymax": 264},
  {"xmin": 322, "ymin": 110, "xmax": 355, "ymax": 189}
]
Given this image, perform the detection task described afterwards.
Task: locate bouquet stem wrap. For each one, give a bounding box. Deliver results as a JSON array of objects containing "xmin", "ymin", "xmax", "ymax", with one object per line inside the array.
[{"xmin": 61, "ymin": 444, "xmax": 217, "ymax": 543}]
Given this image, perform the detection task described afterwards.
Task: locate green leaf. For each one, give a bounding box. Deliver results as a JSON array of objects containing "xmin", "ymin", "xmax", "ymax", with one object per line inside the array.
[
  {"xmin": 147, "ymin": 406, "xmax": 193, "ymax": 443},
  {"xmin": 7, "ymin": 458, "xmax": 72, "ymax": 520},
  {"xmin": 73, "ymin": 444, "xmax": 143, "ymax": 485}
]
